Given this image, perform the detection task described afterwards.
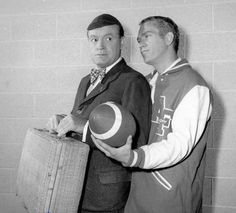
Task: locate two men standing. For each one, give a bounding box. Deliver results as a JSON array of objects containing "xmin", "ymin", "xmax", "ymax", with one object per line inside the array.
[{"xmin": 47, "ymin": 14, "xmax": 212, "ymax": 213}]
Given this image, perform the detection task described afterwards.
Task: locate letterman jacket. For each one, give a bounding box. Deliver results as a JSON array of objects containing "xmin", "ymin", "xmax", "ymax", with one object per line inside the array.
[{"xmin": 124, "ymin": 59, "xmax": 212, "ymax": 213}]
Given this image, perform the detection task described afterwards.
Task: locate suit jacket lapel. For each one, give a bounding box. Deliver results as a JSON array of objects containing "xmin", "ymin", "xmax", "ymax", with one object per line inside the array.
[
  {"xmin": 78, "ymin": 59, "xmax": 126, "ymax": 108},
  {"xmin": 79, "ymin": 75, "xmax": 90, "ymax": 100}
]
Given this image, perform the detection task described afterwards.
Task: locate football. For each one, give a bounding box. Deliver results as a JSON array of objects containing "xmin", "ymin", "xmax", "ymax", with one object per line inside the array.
[{"xmin": 89, "ymin": 101, "xmax": 136, "ymax": 147}]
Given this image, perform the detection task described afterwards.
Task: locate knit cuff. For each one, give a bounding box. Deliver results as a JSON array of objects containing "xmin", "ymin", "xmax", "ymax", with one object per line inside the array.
[
  {"xmin": 126, "ymin": 150, "xmax": 138, "ymax": 167},
  {"xmin": 125, "ymin": 148, "xmax": 145, "ymax": 168}
]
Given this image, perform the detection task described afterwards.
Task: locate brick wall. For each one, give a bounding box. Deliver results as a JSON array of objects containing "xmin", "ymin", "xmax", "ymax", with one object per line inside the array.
[{"xmin": 0, "ymin": 0, "xmax": 236, "ymax": 212}]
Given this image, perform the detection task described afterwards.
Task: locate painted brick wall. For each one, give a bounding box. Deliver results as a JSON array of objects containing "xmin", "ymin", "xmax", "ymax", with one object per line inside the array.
[{"xmin": 0, "ymin": 0, "xmax": 236, "ymax": 212}]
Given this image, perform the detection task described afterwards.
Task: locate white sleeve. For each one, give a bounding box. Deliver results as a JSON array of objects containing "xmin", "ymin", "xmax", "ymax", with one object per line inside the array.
[
  {"xmin": 82, "ymin": 121, "xmax": 89, "ymax": 142},
  {"xmin": 137, "ymin": 85, "xmax": 212, "ymax": 169}
]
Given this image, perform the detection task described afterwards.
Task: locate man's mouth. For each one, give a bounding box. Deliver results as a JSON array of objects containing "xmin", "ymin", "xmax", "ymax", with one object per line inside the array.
[
  {"xmin": 141, "ymin": 50, "xmax": 149, "ymax": 55},
  {"xmin": 96, "ymin": 53, "xmax": 107, "ymax": 56}
]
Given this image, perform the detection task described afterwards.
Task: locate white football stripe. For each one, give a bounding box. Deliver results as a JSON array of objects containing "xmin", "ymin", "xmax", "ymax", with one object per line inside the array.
[{"xmin": 90, "ymin": 102, "xmax": 122, "ymax": 140}]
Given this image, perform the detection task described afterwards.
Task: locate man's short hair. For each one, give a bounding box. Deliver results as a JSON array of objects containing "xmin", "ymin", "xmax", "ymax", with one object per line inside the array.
[
  {"xmin": 140, "ymin": 16, "xmax": 179, "ymax": 53},
  {"xmin": 87, "ymin": 14, "xmax": 124, "ymax": 37}
]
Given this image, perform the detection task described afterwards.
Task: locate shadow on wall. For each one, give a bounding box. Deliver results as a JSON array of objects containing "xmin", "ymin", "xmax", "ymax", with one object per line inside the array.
[
  {"xmin": 204, "ymin": 89, "xmax": 225, "ymax": 213},
  {"xmin": 180, "ymin": 26, "xmax": 226, "ymax": 213}
]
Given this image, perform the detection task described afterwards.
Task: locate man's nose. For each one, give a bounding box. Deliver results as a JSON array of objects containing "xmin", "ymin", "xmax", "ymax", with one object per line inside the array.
[
  {"xmin": 138, "ymin": 39, "xmax": 146, "ymax": 48},
  {"xmin": 96, "ymin": 39, "xmax": 105, "ymax": 49}
]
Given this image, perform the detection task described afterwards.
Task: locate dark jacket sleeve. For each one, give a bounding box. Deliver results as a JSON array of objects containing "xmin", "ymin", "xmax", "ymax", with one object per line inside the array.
[{"xmin": 121, "ymin": 75, "xmax": 152, "ymax": 148}]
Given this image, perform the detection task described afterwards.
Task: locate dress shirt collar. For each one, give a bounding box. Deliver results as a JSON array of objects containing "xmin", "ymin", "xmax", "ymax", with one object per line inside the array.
[{"xmin": 95, "ymin": 57, "xmax": 122, "ymax": 74}]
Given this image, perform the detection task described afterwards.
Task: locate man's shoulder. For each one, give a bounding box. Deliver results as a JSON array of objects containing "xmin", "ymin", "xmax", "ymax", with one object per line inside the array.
[
  {"xmin": 180, "ymin": 65, "xmax": 209, "ymax": 88},
  {"xmin": 121, "ymin": 69, "xmax": 149, "ymax": 87},
  {"xmin": 116, "ymin": 59, "xmax": 142, "ymax": 74},
  {"xmin": 120, "ymin": 63, "xmax": 146, "ymax": 79},
  {"xmin": 80, "ymin": 73, "xmax": 90, "ymax": 81}
]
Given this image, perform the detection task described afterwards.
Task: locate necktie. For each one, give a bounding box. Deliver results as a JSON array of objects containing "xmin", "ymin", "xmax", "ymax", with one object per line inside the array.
[{"xmin": 90, "ymin": 68, "xmax": 106, "ymax": 85}]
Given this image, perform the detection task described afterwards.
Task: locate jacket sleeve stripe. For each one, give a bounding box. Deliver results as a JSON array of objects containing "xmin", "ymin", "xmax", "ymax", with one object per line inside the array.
[
  {"xmin": 152, "ymin": 171, "xmax": 172, "ymax": 191},
  {"xmin": 129, "ymin": 151, "xmax": 138, "ymax": 167}
]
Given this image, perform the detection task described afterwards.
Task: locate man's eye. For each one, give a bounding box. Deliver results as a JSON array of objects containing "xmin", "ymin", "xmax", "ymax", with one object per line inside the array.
[
  {"xmin": 90, "ymin": 38, "xmax": 97, "ymax": 42},
  {"xmin": 106, "ymin": 37, "xmax": 112, "ymax": 41}
]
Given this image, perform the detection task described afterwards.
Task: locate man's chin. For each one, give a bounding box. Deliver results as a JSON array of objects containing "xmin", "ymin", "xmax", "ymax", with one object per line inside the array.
[
  {"xmin": 143, "ymin": 57, "xmax": 150, "ymax": 64},
  {"xmin": 92, "ymin": 59, "xmax": 107, "ymax": 67}
]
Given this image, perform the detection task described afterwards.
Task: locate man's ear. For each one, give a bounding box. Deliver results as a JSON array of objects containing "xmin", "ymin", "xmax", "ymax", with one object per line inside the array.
[
  {"xmin": 120, "ymin": 36, "xmax": 125, "ymax": 49},
  {"xmin": 165, "ymin": 32, "xmax": 174, "ymax": 46}
]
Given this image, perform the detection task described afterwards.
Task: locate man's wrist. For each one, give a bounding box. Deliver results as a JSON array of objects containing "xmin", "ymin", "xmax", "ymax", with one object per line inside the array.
[
  {"xmin": 125, "ymin": 150, "xmax": 135, "ymax": 167},
  {"xmin": 75, "ymin": 117, "xmax": 88, "ymax": 133}
]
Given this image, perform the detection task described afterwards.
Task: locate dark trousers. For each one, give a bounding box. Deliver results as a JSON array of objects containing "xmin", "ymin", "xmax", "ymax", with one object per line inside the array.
[{"xmin": 80, "ymin": 208, "xmax": 124, "ymax": 213}]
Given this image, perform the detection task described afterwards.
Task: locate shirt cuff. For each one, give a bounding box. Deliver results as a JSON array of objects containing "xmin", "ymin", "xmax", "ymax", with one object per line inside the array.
[{"xmin": 82, "ymin": 121, "xmax": 89, "ymax": 142}]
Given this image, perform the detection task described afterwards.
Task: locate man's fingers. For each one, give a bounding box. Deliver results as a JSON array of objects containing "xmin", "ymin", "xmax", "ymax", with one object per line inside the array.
[
  {"xmin": 46, "ymin": 115, "xmax": 61, "ymax": 132},
  {"xmin": 56, "ymin": 116, "xmax": 72, "ymax": 137},
  {"xmin": 57, "ymin": 122, "xmax": 67, "ymax": 137},
  {"xmin": 57, "ymin": 130, "xmax": 65, "ymax": 137},
  {"xmin": 91, "ymin": 135, "xmax": 132, "ymax": 165},
  {"xmin": 94, "ymin": 141, "xmax": 111, "ymax": 157},
  {"xmin": 49, "ymin": 129, "xmax": 57, "ymax": 134},
  {"xmin": 93, "ymin": 137, "xmax": 113, "ymax": 153},
  {"xmin": 57, "ymin": 122, "xmax": 70, "ymax": 137},
  {"xmin": 126, "ymin": 135, "xmax": 133, "ymax": 147},
  {"xmin": 91, "ymin": 135, "xmax": 112, "ymax": 157}
]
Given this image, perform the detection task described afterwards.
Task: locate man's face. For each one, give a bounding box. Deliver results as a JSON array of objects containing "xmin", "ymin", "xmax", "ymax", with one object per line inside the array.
[
  {"xmin": 88, "ymin": 25, "xmax": 122, "ymax": 68},
  {"xmin": 137, "ymin": 21, "xmax": 167, "ymax": 66}
]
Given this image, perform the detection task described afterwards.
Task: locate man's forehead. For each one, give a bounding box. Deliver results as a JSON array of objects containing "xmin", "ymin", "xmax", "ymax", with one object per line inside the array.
[
  {"xmin": 138, "ymin": 22, "xmax": 158, "ymax": 35},
  {"xmin": 88, "ymin": 25, "xmax": 119, "ymax": 36}
]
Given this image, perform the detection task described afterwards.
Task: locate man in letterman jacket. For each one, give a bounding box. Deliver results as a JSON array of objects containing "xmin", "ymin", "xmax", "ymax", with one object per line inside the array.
[{"xmin": 92, "ymin": 16, "xmax": 212, "ymax": 213}]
